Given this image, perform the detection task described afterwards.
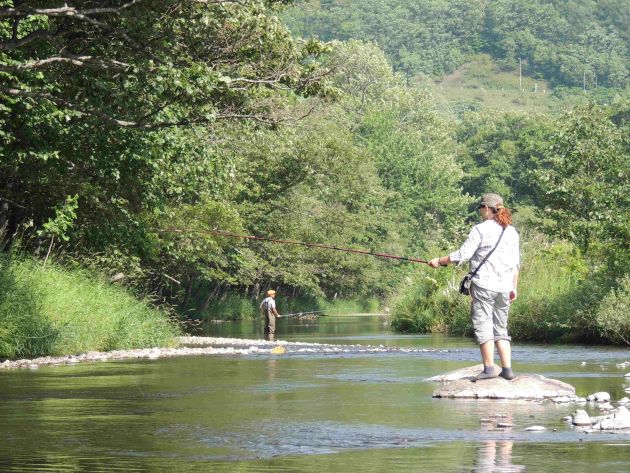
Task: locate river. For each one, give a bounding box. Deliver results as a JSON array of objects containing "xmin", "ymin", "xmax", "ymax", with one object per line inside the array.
[{"xmin": 0, "ymin": 315, "xmax": 628, "ymax": 472}]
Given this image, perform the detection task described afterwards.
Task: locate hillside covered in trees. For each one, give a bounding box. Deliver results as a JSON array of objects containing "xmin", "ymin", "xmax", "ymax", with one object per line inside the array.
[
  {"xmin": 1, "ymin": 1, "xmax": 628, "ymax": 355},
  {"xmin": 283, "ymin": 0, "xmax": 629, "ymax": 90}
]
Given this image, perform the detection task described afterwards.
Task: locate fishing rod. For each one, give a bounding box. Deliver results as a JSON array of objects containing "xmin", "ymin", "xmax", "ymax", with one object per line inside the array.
[
  {"xmin": 164, "ymin": 228, "xmax": 429, "ymax": 265},
  {"xmin": 281, "ymin": 310, "xmax": 326, "ymax": 318}
]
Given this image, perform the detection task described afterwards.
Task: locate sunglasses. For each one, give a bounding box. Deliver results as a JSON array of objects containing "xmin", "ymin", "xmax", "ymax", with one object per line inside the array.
[{"xmin": 478, "ymin": 204, "xmax": 487, "ymax": 209}]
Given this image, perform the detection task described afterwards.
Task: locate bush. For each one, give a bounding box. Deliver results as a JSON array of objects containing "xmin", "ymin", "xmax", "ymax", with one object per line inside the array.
[
  {"xmin": 390, "ymin": 231, "xmax": 591, "ymax": 342},
  {"xmin": 390, "ymin": 268, "xmax": 472, "ymax": 335},
  {"xmin": 593, "ymin": 276, "xmax": 630, "ymax": 345},
  {"xmin": 204, "ymin": 293, "xmax": 258, "ymax": 321},
  {"xmin": 507, "ymin": 236, "xmax": 587, "ymax": 341}
]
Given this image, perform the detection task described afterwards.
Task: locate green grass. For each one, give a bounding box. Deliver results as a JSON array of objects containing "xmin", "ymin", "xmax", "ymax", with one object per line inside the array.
[
  {"xmin": 507, "ymin": 232, "xmax": 587, "ymax": 341},
  {"xmin": 0, "ymin": 254, "xmax": 180, "ymax": 359},
  {"xmin": 389, "ymin": 229, "xmax": 612, "ymax": 343},
  {"xmin": 415, "ymin": 54, "xmax": 616, "ymax": 117}
]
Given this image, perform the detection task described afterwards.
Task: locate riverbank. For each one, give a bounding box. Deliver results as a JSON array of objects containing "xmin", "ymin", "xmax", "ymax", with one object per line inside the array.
[
  {"xmin": 390, "ymin": 234, "xmax": 630, "ymax": 345},
  {"xmin": 0, "ymin": 336, "xmax": 451, "ymax": 370},
  {"xmin": 0, "ymin": 254, "xmax": 180, "ymax": 358}
]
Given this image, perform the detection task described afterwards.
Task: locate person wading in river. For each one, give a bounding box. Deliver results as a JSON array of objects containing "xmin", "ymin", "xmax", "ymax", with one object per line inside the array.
[
  {"xmin": 260, "ymin": 290, "xmax": 281, "ymax": 341},
  {"xmin": 428, "ymin": 193, "xmax": 520, "ymax": 381}
]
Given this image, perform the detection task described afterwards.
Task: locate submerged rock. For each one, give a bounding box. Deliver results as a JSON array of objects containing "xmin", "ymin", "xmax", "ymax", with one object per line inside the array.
[
  {"xmin": 431, "ymin": 365, "xmax": 576, "ymax": 401},
  {"xmin": 525, "ymin": 425, "xmax": 547, "ymax": 431}
]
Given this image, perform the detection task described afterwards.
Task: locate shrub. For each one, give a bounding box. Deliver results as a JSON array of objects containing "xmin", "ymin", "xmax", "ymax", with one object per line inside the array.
[
  {"xmin": 390, "ymin": 232, "xmax": 590, "ymax": 342},
  {"xmin": 508, "ymin": 236, "xmax": 586, "ymax": 341},
  {"xmin": 390, "ymin": 268, "xmax": 471, "ymax": 334},
  {"xmin": 593, "ymin": 276, "xmax": 630, "ymax": 345}
]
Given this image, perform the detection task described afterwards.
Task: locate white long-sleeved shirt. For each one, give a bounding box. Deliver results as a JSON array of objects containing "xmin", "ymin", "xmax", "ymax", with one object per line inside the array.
[{"xmin": 449, "ymin": 219, "xmax": 520, "ymax": 293}]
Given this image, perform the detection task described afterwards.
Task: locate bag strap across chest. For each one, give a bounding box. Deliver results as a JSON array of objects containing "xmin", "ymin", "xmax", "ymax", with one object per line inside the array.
[{"xmin": 470, "ymin": 227, "xmax": 506, "ymax": 277}]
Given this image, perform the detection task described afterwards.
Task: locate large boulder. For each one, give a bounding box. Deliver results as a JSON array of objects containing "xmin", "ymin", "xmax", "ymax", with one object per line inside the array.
[
  {"xmin": 431, "ymin": 365, "xmax": 576, "ymax": 400},
  {"xmin": 592, "ymin": 406, "xmax": 630, "ymax": 430}
]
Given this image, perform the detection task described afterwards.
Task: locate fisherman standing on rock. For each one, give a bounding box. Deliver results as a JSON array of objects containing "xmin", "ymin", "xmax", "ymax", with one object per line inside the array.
[
  {"xmin": 428, "ymin": 193, "xmax": 520, "ymax": 382},
  {"xmin": 260, "ymin": 290, "xmax": 281, "ymax": 341}
]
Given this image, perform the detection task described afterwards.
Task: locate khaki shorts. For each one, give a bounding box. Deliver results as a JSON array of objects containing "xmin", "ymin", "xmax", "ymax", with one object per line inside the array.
[{"xmin": 470, "ymin": 283, "xmax": 512, "ymax": 344}]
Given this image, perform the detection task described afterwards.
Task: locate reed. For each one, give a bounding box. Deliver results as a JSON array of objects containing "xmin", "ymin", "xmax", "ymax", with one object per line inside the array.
[
  {"xmin": 390, "ymin": 232, "xmax": 592, "ymax": 341},
  {"xmin": 0, "ymin": 254, "xmax": 180, "ymax": 359}
]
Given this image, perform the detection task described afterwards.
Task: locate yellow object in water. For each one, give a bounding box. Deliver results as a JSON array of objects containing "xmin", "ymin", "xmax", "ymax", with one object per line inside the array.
[{"xmin": 270, "ymin": 346, "xmax": 286, "ymax": 355}]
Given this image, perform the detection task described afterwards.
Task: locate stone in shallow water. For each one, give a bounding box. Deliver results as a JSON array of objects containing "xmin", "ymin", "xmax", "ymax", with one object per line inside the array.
[
  {"xmin": 592, "ymin": 406, "xmax": 630, "ymax": 430},
  {"xmin": 427, "ymin": 364, "xmax": 501, "ymax": 382},
  {"xmin": 586, "ymin": 391, "xmax": 611, "ymax": 402},
  {"xmin": 431, "ymin": 365, "xmax": 576, "ymax": 400},
  {"xmin": 525, "ymin": 425, "xmax": 547, "ymax": 431},
  {"xmin": 572, "ymin": 410, "xmax": 592, "ymax": 426}
]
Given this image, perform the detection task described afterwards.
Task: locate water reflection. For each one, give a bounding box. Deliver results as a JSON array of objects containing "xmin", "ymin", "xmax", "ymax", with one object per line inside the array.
[
  {"xmin": 472, "ymin": 441, "xmax": 525, "ymax": 473},
  {"xmin": 1, "ymin": 316, "xmax": 629, "ymax": 472}
]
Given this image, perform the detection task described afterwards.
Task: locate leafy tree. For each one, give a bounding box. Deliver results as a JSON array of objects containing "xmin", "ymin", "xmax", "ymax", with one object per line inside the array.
[
  {"xmin": 284, "ymin": 0, "xmax": 486, "ymax": 77},
  {"xmin": 455, "ymin": 111, "xmax": 556, "ymax": 206},
  {"xmin": 0, "ymin": 1, "xmax": 327, "ymax": 260},
  {"xmin": 533, "ymin": 102, "xmax": 630, "ymax": 263}
]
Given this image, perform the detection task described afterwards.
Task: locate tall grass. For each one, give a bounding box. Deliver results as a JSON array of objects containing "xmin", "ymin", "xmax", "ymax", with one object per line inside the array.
[
  {"xmin": 0, "ymin": 254, "xmax": 58, "ymax": 358},
  {"xmin": 390, "ymin": 231, "xmax": 597, "ymax": 342},
  {"xmin": 0, "ymin": 254, "xmax": 180, "ymax": 359},
  {"xmin": 507, "ymin": 234, "xmax": 587, "ymax": 341}
]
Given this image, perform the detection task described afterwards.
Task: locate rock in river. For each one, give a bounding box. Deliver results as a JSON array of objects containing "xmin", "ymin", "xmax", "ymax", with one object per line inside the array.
[{"xmin": 431, "ymin": 364, "xmax": 576, "ymax": 401}]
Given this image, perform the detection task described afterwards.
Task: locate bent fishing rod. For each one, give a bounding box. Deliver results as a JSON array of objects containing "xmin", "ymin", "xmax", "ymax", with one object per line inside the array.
[
  {"xmin": 163, "ymin": 228, "xmax": 429, "ymax": 265},
  {"xmin": 281, "ymin": 310, "xmax": 326, "ymax": 318}
]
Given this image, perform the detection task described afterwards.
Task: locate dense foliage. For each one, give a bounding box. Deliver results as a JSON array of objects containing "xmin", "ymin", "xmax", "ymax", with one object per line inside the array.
[
  {"xmin": 1, "ymin": 1, "xmax": 628, "ymax": 347},
  {"xmin": 283, "ymin": 0, "xmax": 629, "ymax": 88},
  {"xmin": 1, "ymin": 2, "xmax": 466, "ymax": 321}
]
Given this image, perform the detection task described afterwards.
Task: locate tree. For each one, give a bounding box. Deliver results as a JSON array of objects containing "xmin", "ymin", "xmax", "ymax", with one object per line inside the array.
[
  {"xmin": 0, "ymin": 0, "xmax": 328, "ymax": 251},
  {"xmin": 534, "ymin": 103, "xmax": 630, "ymax": 261}
]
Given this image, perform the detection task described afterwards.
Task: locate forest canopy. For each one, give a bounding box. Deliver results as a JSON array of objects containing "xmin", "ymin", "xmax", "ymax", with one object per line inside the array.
[
  {"xmin": 1, "ymin": 1, "xmax": 628, "ymax": 345},
  {"xmin": 283, "ymin": 0, "xmax": 629, "ymax": 89}
]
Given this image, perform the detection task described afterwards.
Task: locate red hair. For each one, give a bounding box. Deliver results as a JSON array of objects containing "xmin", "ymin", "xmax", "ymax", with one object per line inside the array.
[{"xmin": 494, "ymin": 206, "xmax": 512, "ymax": 228}]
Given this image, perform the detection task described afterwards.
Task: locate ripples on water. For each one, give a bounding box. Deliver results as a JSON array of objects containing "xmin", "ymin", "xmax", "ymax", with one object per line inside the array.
[{"xmin": 0, "ymin": 316, "xmax": 628, "ymax": 472}]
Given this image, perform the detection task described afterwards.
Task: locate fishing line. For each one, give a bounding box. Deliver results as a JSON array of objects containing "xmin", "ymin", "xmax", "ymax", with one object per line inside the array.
[{"xmin": 163, "ymin": 228, "xmax": 429, "ymax": 265}]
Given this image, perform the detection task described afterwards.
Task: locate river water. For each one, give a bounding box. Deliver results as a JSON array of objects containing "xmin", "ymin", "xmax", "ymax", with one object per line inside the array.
[{"xmin": 0, "ymin": 315, "xmax": 628, "ymax": 472}]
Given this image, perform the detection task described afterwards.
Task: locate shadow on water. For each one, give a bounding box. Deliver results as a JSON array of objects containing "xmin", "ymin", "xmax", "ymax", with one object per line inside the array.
[{"xmin": 0, "ymin": 315, "xmax": 628, "ymax": 472}]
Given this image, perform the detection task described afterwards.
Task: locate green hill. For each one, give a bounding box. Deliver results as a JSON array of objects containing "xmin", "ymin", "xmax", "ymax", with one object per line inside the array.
[
  {"xmin": 415, "ymin": 54, "xmax": 626, "ymax": 116},
  {"xmin": 283, "ymin": 0, "xmax": 629, "ymax": 91}
]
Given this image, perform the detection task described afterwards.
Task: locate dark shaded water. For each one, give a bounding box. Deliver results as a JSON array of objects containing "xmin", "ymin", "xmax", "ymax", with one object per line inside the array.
[{"xmin": 0, "ymin": 315, "xmax": 628, "ymax": 472}]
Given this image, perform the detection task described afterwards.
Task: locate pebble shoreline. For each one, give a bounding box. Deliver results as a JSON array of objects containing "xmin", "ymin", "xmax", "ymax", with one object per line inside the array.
[{"xmin": 0, "ymin": 336, "xmax": 450, "ymax": 370}]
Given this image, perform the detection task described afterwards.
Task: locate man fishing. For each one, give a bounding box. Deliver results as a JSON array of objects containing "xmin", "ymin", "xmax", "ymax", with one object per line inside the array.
[{"xmin": 260, "ymin": 290, "xmax": 281, "ymax": 341}]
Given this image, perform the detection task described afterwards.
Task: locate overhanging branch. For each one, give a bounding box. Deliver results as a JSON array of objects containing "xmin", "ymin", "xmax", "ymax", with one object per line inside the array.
[
  {"xmin": 1, "ymin": 86, "xmax": 315, "ymax": 129},
  {"xmin": 0, "ymin": 1, "xmax": 144, "ymax": 18},
  {"xmin": 0, "ymin": 55, "xmax": 130, "ymax": 71}
]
